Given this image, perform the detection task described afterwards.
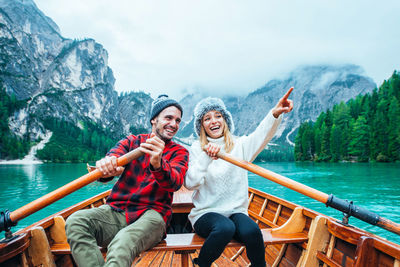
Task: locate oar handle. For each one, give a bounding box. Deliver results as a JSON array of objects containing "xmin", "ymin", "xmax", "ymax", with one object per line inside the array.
[
  {"xmin": 377, "ymin": 217, "xmax": 400, "ymax": 236},
  {"xmin": 216, "ymin": 151, "xmax": 400, "ymax": 236},
  {"xmin": 8, "ymin": 148, "xmax": 144, "ymax": 225}
]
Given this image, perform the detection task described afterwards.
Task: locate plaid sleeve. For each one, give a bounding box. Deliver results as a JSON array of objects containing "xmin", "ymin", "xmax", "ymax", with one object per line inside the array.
[
  {"xmin": 151, "ymin": 145, "xmax": 189, "ymax": 192},
  {"xmin": 106, "ymin": 135, "xmax": 135, "ymax": 158}
]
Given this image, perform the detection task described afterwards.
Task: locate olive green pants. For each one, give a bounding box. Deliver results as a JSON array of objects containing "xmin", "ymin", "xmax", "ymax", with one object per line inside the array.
[{"xmin": 65, "ymin": 205, "xmax": 166, "ymax": 267}]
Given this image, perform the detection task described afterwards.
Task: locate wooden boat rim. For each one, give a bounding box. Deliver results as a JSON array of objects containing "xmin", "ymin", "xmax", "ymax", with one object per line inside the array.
[
  {"xmin": 11, "ymin": 186, "xmax": 398, "ymax": 247},
  {"xmin": 1, "ymin": 186, "xmax": 399, "ymax": 267}
]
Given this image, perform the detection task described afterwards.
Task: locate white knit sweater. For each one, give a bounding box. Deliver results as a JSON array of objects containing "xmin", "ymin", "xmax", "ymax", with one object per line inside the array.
[{"xmin": 184, "ymin": 110, "xmax": 282, "ymax": 226}]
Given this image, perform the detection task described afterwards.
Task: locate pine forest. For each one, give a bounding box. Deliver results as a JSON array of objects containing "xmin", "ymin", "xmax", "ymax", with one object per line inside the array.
[{"xmin": 295, "ymin": 71, "xmax": 400, "ymax": 162}]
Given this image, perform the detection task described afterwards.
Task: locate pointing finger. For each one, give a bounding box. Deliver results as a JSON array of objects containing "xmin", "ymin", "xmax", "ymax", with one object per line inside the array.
[{"xmin": 282, "ymin": 87, "xmax": 294, "ymax": 100}]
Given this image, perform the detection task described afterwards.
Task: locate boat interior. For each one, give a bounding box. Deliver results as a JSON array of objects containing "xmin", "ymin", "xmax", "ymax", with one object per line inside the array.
[{"xmin": 1, "ymin": 186, "xmax": 399, "ymax": 267}]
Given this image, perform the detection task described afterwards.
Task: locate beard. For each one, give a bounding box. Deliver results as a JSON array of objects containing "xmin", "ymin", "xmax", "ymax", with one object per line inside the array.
[{"xmin": 155, "ymin": 126, "xmax": 174, "ymax": 142}]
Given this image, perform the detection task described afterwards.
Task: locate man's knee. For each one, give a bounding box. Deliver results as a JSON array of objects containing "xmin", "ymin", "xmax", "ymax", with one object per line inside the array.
[
  {"xmin": 108, "ymin": 210, "xmax": 165, "ymax": 258},
  {"xmin": 139, "ymin": 209, "xmax": 166, "ymax": 233},
  {"xmin": 65, "ymin": 210, "xmax": 91, "ymax": 236}
]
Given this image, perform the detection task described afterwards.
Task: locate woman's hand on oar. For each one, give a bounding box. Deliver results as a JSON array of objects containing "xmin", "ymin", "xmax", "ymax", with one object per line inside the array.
[
  {"xmin": 272, "ymin": 87, "xmax": 294, "ymax": 118},
  {"xmin": 96, "ymin": 156, "xmax": 125, "ymax": 178},
  {"xmin": 205, "ymin": 143, "xmax": 221, "ymax": 160}
]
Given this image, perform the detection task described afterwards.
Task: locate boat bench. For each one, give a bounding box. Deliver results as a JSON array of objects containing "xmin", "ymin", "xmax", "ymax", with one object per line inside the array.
[
  {"xmin": 152, "ymin": 229, "xmax": 308, "ymax": 266},
  {"xmin": 50, "ymin": 229, "xmax": 308, "ymax": 266},
  {"xmin": 50, "ymin": 206, "xmax": 309, "ymax": 266}
]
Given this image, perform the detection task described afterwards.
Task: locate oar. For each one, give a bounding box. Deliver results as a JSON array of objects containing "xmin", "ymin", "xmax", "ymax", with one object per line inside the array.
[
  {"xmin": 215, "ymin": 151, "xmax": 400, "ymax": 236},
  {"xmin": 0, "ymin": 148, "xmax": 144, "ymax": 235}
]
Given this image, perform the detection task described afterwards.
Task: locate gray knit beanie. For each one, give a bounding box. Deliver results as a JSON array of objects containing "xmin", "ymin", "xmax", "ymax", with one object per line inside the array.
[
  {"xmin": 150, "ymin": 94, "xmax": 183, "ymax": 122},
  {"xmin": 193, "ymin": 97, "xmax": 234, "ymax": 136}
]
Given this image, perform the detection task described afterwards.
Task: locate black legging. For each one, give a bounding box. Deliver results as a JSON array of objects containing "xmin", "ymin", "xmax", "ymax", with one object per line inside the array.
[{"xmin": 193, "ymin": 212, "xmax": 266, "ymax": 267}]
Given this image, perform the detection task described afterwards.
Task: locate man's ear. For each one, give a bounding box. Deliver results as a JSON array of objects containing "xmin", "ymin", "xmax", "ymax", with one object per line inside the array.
[{"xmin": 150, "ymin": 118, "xmax": 156, "ymax": 125}]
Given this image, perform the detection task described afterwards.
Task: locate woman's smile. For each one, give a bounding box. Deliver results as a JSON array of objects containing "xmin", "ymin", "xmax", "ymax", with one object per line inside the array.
[{"xmin": 202, "ymin": 111, "xmax": 225, "ymax": 138}]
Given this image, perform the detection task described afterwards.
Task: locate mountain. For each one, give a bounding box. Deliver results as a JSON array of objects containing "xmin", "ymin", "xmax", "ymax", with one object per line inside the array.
[
  {"xmin": 177, "ymin": 64, "xmax": 376, "ymax": 150},
  {"xmin": 0, "ymin": 0, "xmax": 151, "ymax": 144},
  {"xmin": 0, "ymin": 0, "xmax": 377, "ymax": 161}
]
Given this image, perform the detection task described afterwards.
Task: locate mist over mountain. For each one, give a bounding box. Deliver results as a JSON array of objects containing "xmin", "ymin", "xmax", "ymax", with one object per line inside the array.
[
  {"xmin": 177, "ymin": 64, "xmax": 376, "ymax": 149},
  {"xmin": 0, "ymin": 0, "xmax": 377, "ymax": 160}
]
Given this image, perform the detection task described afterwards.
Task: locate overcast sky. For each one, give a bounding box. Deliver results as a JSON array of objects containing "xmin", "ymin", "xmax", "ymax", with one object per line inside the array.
[{"xmin": 34, "ymin": 0, "xmax": 400, "ymax": 99}]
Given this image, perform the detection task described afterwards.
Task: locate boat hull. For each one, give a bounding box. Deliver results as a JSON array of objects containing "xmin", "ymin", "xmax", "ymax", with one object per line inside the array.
[{"xmin": 1, "ymin": 187, "xmax": 399, "ymax": 267}]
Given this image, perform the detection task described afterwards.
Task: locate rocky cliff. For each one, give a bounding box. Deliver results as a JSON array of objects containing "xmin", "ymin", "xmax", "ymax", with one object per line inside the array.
[
  {"xmin": 0, "ymin": 0, "xmax": 151, "ymax": 144},
  {"xmin": 0, "ymin": 0, "xmax": 377, "ymax": 159}
]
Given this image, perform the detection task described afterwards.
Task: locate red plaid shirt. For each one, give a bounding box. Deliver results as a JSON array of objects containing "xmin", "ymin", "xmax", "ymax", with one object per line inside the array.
[{"xmin": 105, "ymin": 134, "xmax": 189, "ymax": 227}]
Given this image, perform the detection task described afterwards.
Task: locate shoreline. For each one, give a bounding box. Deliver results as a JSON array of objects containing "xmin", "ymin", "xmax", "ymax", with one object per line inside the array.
[
  {"xmin": 0, "ymin": 159, "xmax": 44, "ymax": 165},
  {"xmin": 0, "ymin": 131, "xmax": 52, "ymax": 165}
]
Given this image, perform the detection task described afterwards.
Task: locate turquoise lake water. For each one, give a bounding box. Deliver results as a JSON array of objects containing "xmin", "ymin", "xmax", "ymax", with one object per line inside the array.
[{"xmin": 0, "ymin": 162, "xmax": 399, "ymax": 244}]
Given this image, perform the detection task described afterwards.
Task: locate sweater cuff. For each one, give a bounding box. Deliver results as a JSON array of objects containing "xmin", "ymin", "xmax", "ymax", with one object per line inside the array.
[
  {"xmin": 270, "ymin": 109, "xmax": 283, "ymax": 121},
  {"xmin": 197, "ymin": 151, "xmax": 213, "ymax": 171}
]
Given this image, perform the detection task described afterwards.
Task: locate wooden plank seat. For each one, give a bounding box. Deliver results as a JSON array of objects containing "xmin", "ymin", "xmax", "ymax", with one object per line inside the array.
[
  {"xmin": 50, "ymin": 229, "xmax": 308, "ymax": 253},
  {"xmin": 51, "ymin": 243, "xmax": 106, "ymax": 255},
  {"xmin": 50, "ymin": 229, "xmax": 308, "ymax": 266},
  {"xmin": 151, "ymin": 229, "xmax": 308, "ymax": 251}
]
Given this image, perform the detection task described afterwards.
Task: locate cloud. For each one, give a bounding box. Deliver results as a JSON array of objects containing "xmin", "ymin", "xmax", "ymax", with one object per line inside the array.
[{"xmin": 35, "ymin": 0, "xmax": 400, "ymax": 99}]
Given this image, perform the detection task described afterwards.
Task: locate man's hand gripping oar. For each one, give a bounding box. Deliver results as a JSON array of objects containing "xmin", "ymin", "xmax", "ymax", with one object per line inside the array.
[{"xmin": 0, "ymin": 147, "xmax": 144, "ymax": 239}]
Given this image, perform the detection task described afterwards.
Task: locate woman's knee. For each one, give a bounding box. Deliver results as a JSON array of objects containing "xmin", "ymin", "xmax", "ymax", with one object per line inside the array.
[
  {"xmin": 194, "ymin": 212, "xmax": 236, "ymax": 240},
  {"xmin": 231, "ymin": 217, "xmax": 262, "ymax": 243},
  {"xmin": 240, "ymin": 226, "xmax": 263, "ymax": 246},
  {"xmin": 246, "ymin": 226, "xmax": 262, "ymax": 239},
  {"xmin": 211, "ymin": 220, "xmax": 235, "ymax": 240}
]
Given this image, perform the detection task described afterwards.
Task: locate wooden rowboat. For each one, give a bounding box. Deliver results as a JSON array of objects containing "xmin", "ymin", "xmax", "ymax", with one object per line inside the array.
[
  {"xmin": 1, "ymin": 148, "xmax": 399, "ymax": 266},
  {"xmin": 1, "ymin": 185, "xmax": 399, "ymax": 267}
]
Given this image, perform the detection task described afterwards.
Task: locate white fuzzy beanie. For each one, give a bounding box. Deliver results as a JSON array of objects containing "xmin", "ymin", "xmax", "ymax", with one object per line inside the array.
[{"xmin": 193, "ymin": 97, "xmax": 235, "ymax": 136}]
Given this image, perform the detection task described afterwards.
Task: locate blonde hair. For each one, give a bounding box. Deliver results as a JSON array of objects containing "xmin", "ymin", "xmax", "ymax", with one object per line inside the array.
[{"xmin": 199, "ymin": 120, "xmax": 234, "ymax": 153}]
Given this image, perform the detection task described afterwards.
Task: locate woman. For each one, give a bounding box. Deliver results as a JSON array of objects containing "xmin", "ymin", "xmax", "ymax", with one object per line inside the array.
[{"xmin": 184, "ymin": 88, "xmax": 293, "ymax": 267}]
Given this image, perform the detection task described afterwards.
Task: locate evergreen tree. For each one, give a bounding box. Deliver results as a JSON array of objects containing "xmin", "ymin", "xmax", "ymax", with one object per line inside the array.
[
  {"xmin": 320, "ymin": 121, "xmax": 331, "ymax": 161},
  {"xmin": 295, "ymin": 71, "xmax": 400, "ymax": 163},
  {"xmin": 330, "ymin": 124, "xmax": 341, "ymax": 162},
  {"xmin": 389, "ymin": 71, "xmax": 400, "ymax": 100},
  {"xmin": 294, "ymin": 123, "xmax": 305, "ymax": 160},
  {"xmin": 348, "ymin": 96, "xmax": 363, "ymax": 119},
  {"xmin": 388, "ymin": 98, "xmax": 400, "ymax": 160},
  {"xmin": 301, "ymin": 121, "xmax": 314, "ymax": 160},
  {"xmin": 313, "ymin": 127, "xmax": 321, "ymax": 160},
  {"xmin": 313, "ymin": 114, "xmax": 325, "ymax": 159},
  {"xmin": 37, "ymin": 119, "xmax": 121, "ymax": 163},
  {"xmin": 374, "ymin": 98, "xmax": 390, "ymax": 161},
  {"xmin": 332, "ymin": 102, "xmax": 351, "ymax": 159},
  {"xmin": 348, "ymin": 116, "xmax": 370, "ymax": 161},
  {"xmin": 0, "ymin": 87, "xmax": 29, "ymax": 159}
]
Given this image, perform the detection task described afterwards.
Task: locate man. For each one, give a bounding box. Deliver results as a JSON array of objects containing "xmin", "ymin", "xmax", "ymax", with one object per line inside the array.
[{"xmin": 66, "ymin": 95, "xmax": 189, "ymax": 267}]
